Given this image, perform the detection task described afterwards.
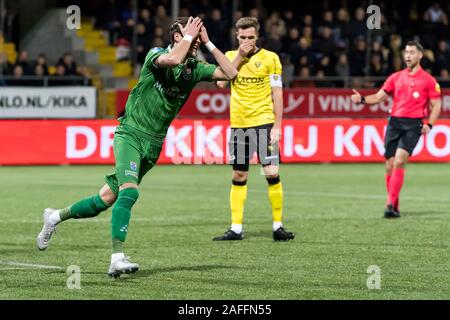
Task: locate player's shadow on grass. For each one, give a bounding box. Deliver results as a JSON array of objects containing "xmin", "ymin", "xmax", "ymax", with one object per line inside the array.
[
  {"xmin": 242, "ymin": 230, "xmax": 272, "ymax": 239},
  {"xmin": 301, "ymin": 240, "xmax": 449, "ymax": 249},
  {"xmin": 400, "ymin": 210, "xmax": 448, "ymax": 218},
  {"xmin": 135, "ymin": 264, "xmax": 236, "ymax": 278},
  {"xmin": 58, "ymin": 243, "xmax": 111, "ymax": 250},
  {"xmin": 153, "ymin": 221, "xmax": 224, "ymax": 228},
  {"xmin": 78, "ymin": 265, "xmax": 237, "ymax": 279}
]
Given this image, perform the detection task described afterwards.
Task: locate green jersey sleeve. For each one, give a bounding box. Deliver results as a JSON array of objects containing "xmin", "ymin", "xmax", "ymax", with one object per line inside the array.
[
  {"xmin": 144, "ymin": 47, "xmax": 167, "ymax": 72},
  {"xmin": 194, "ymin": 60, "xmax": 217, "ymax": 82}
]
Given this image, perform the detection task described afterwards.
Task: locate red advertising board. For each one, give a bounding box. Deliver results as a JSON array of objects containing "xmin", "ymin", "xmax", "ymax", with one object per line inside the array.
[
  {"xmin": 116, "ymin": 88, "xmax": 450, "ymax": 118},
  {"xmin": 1, "ymin": 119, "xmax": 449, "ymax": 165}
]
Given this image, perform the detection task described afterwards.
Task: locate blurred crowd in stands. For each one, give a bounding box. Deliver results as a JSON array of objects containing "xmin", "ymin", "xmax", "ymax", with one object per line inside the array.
[
  {"xmin": 1, "ymin": 0, "xmax": 449, "ymax": 87},
  {"xmin": 0, "ymin": 51, "xmax": 92, "ymax": 86},
  {"xmin": 93, "ymin": 0, "xmax": 450, "ymax": 87}
]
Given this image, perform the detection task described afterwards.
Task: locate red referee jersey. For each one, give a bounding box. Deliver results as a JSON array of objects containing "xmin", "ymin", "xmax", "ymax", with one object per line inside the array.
[{"xmin": 381, "ymin": 66, "xmax": 441, "ymax": 118}]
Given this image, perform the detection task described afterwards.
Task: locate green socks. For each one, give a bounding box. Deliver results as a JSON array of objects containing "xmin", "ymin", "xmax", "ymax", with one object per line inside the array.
[
  {"xmin": 111, "ymin": 188, "xmax": 139, "ymax": 253},
  {"xmin": 56, "ymin": 188, "xmax": 139, "ymax": 254},
  {"xmin": 112, "ymin": 238, "xmax": 123, "ymax": 254},
  {"xmin": 59, "ymin": 194, "xmax": 110, "ymax": 221}
]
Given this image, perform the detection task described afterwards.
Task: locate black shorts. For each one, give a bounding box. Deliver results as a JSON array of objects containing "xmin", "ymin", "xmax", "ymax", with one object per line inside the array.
[
  {"xmin": 229, "ymin": 123, "xmax": 280, "ymax": 171},
  {"xmin": 384, "ymin": 116, "xmax": 423, "ymax": 159}
]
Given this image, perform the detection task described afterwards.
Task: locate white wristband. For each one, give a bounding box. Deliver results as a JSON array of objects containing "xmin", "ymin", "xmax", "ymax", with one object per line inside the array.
[
  {"xmin": 205, "ymin": 41, "xmax": 216, "ymax": 52},
  {"xmin": 183, "ymin": 35, "xmax": 193, "ymax": 43}
]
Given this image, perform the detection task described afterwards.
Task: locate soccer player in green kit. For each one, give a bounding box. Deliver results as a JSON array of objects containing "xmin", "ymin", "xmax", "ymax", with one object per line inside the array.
[{"xmin": 36, "ymin": 17, "xmax": 238, "ymax": 278}]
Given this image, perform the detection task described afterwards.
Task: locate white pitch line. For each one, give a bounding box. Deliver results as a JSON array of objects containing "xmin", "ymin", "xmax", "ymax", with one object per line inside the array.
[
  {"xmin": 0, "ymin": 260, "xmax": 63, "ymax": 270},
  {"xmin": 0, "ymin": 216, "xmax": 215, "ymax": 223}
]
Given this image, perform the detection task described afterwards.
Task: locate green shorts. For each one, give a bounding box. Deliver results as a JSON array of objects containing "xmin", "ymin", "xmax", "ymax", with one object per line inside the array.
[{"xmin": 105, "ymin": 125, "xmax": 164, "ymax": 195}]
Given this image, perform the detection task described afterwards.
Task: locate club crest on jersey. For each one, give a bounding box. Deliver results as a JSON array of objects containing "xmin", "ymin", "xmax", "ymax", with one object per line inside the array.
[
  {"xmin": 183, "ymin": 67, "xmax": 192, "ymax": 80},
  {"xmin": 413, "ymin": 91, "xmax": 420, "ymax": 99},
  {"xmin": 273, "ymin": 75, "xmax": 279, "ymax": 81},
  {"xmin": 130, "ymin": 161, "xmax": 137, "ymax": 171},
  {"xmin": 255, "ymin": 62, "xmax": 261, "ymax": 68}
]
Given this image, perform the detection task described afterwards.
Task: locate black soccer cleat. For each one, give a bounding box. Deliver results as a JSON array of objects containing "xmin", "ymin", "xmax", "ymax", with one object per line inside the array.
[
  {"xmin": 384, "ymin": 204, "xmax": 400, "ymax": 219},
  {"xmin": 213, "ymin": 229, "xmax": 243, "ymax": 241},
  {"xmin": 394, "ymin": 203, "xmax": 400, "ymax": 215},
  {"xmin": 273, "ymin": 227, "xmax": 295, "ymax": 241}
]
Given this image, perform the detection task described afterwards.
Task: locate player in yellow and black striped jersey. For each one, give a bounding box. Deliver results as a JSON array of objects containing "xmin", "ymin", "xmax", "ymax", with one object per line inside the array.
[{"xmin": 213, "ymin": 17, "xmax": 295, "ymax": 242}]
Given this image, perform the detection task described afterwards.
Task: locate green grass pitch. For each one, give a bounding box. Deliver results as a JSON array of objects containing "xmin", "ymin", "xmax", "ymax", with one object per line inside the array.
[{"xmin": 0, "ymin": 163, "xmax": 449, "ymax": 299}]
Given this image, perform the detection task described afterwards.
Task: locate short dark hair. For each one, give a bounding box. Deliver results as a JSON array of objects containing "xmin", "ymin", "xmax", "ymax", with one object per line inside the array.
[
  {"xmin": 169, "ymin": 17, "xmax": 190, "ymax": 45},
  {"xmin": 405, "ymin": 40, "xmax": 424, "ymax": 52}
]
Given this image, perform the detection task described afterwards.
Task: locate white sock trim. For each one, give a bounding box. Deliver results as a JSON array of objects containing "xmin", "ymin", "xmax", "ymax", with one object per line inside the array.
[
  {"xmin": 273, "ymin": 222, "xmax": 283, "ymax": 231},
  {"xmin": 231, "ymin": 224, "xmax": 243, "ymax": 234},
  {"xmin": 48, "ymin": 210, "xmax": 61, "ymax": 225}
]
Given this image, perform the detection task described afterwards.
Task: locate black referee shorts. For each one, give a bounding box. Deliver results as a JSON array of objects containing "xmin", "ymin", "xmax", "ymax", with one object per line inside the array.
[
  {"xmin": 384, "ymin": 116, "xmax": 423, "ymax": 159},
  {"xmin": 229, "ymin": 123, "xmax": 280, "ymax": 171}
]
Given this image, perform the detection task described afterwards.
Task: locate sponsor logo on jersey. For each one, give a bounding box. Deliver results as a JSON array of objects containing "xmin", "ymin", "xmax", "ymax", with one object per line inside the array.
[
  {"xmin": 413, "ymin": 91, "xmax": 420, "ymax": 99},
  {"xmin": 154, "ymin": 81, "xmax": 184, "ymax": 99},
  {"xmin": 255, "ymin": 62, "xmax": 261, "ymax": 68},
  {"xmin": 233, "ymin": 77, "xmax": 265, "ymax": 84}
]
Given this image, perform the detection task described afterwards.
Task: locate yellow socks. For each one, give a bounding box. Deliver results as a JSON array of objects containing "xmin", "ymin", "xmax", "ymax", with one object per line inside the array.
[
  {"xmin": 230, "ymin": 181, "xmax": 247, "ymax": 234},
  {"xmin": 229, "ymin": 176, "xmax": 283, "ymax": 233},
  {"xmin": 267, "ymin": 176, "xmax": 283, "ymax": 230}
]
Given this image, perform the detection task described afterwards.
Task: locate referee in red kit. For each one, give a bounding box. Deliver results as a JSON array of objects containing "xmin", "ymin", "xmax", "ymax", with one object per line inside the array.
[{"xmin": 351, "ymin": 40, "xmax": 442, "ymax": 218}]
